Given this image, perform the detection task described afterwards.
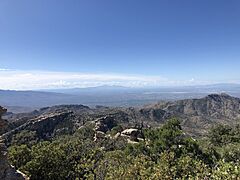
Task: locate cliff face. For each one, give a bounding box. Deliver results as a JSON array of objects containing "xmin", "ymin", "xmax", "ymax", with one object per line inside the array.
[{"xmin": 0, "ymin": 106, "xmax": 27, "ymax": 180}]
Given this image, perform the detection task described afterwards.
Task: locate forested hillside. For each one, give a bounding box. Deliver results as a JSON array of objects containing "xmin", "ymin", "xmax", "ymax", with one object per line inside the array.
[{"xmin": 8, "ymin": 119, "xmax": 240, "ymax": 179}]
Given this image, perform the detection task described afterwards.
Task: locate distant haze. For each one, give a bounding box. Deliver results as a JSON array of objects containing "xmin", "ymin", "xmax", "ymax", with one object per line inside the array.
[{"xmin": 1, "ymin": 84, "xmax": 240, "ymax": 113}]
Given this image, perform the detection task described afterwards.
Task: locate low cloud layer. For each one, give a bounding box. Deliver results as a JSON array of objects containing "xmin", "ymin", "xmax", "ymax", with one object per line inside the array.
[{"xmin": 0, "ymin": 69, "xmax": 226, "ymax": 90}]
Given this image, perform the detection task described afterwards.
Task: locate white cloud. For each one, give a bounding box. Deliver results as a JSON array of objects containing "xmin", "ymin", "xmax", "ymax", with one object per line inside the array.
[
  {"xmin": 0, "ymin": 68, "xmax": 10, "ymax": 71},
  {"xmin": 189, "ymin": 78, "xmax": 195, "ymax": 82},
  {"xmin": 0, "ymin": 70, "xmax": 230, "ymax": 90},
  {"xmin": 0, "ymin": 70, "xmax": 172, "ymax": 90}
]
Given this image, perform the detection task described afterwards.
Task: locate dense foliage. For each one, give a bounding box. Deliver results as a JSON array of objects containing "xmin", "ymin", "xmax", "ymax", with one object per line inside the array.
[{"xmin": 8, "ymin": 119, "xmax": 240, "ymax": 179}]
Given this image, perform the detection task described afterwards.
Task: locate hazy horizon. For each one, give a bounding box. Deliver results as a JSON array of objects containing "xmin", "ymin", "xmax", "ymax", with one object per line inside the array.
[{"xmin": 1, "ymin": 70, "xmax": 240, "ymax": 91}]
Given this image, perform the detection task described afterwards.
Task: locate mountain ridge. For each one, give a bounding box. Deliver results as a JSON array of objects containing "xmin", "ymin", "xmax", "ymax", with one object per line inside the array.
[{"xmin": 2, "ymin": 93, "xmax": 240, "ymax": 140}]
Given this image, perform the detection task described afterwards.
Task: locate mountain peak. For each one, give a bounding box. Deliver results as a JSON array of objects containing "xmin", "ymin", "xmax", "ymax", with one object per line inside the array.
[{"xmin": 206, "ymin": 93, "xmax": 234, "ymax": 102}]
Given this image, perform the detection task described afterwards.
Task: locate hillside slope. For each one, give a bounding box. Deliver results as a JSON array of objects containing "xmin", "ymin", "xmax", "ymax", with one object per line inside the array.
[{"xmin": 140, "ymin": 93, "xmax": 240, "ymax": 135}]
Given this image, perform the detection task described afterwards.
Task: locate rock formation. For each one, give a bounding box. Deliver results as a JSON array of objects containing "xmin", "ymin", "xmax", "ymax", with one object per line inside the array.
[
  {"xmin": 3, "ymin": 111, "xmax": 74, "ymax": 146},
  {"xmin": 121, "ymin": 128, "xmax": 144, "ymax": 142},
  {"xmin": 94, "ymin": 116, "xmax": 117, "ymax": 133},
  {"xmin": 0, "ymin": 106, "xmax": 28, "ymax": 180}
]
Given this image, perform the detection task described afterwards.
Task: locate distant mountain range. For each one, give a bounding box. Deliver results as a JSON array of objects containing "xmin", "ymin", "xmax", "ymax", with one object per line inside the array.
[
  {"xmin": 1, "ymin": 84, "xmax": 240, "ymax": 113},
  {"xmin": 44, "ymin": 84, "xmax": 240, "ymax": 94}
]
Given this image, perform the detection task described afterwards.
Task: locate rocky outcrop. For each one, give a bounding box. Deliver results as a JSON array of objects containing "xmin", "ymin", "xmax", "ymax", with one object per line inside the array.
[
  {"xmin": 0, "ymin": 106, "xmax": 27, "ymax": 180},
  {"xmin": 3, "ymin": 111, "xmax": 74, "ymax": 145},
  {"xmin": 121, "ymin": 128, "xmax": 139, "ymax": 137},
  {"xmin": 94, "ymin": 131, "xmax": 106, "ymax": 142},
  {"xmin": 94, "ymin": 116, "xmax": 117, "ymax": 133},
  {"xmin": 121, "ymin": 128, "xmax": 141, "ymax": 141}
]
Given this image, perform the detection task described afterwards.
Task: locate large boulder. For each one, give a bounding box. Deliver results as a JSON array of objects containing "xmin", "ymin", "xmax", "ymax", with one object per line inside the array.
[{"xmin": 121, "ymin": 128, "xmax": 143, "ymax": 141}]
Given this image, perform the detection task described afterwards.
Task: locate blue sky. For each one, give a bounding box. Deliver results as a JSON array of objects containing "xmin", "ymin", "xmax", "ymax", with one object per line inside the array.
[{"xmin": 0, "ymin": 0, "xmax": 240, "ymax": 89}]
